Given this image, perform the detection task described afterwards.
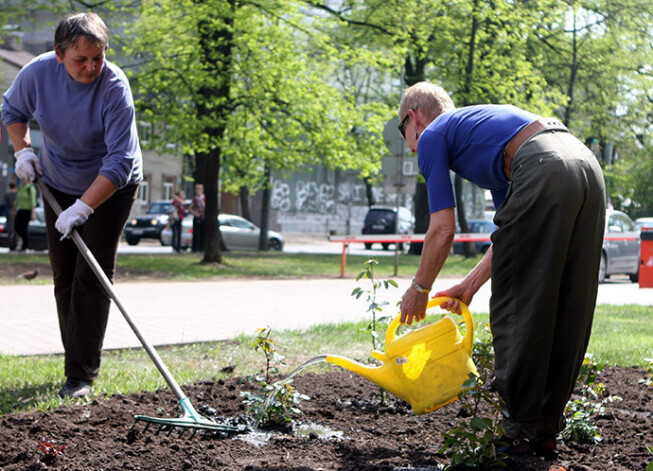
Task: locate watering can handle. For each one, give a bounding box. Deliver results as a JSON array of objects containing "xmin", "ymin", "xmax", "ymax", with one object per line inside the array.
[{"xmin": 385, "ymin": 296, "xmax": 474, "ymax": 353}]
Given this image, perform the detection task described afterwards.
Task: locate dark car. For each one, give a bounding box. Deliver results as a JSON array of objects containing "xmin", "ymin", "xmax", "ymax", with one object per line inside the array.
[
  {"xmin": 123, "ymin": 200, "xmax": 189, "ymax": 246},
  {"xmin": 600, "ymin": 210, "xmax": 640, "ymax": 283},
  {"xmin": 452, "ymin": 219, "xmax": 497, "ymax": 255},
  {"xmin": 0, "ymin": 214, "xmax": 15, "ymax": 249},
  {"xmin": 0, "ymin": 207, "xmax": 48, "ymax": 251},
  {"xmin": 361, "ymin": 206, "xmax": 414, "ymax": 251}
]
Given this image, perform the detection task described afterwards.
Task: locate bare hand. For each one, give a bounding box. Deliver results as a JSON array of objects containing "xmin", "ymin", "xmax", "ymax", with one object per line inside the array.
[
  {"xmin": 400, "ymin": 288, "xmax": 429, "ymax": 325},
  {"xmin": 433, "ymin": 283, "xmax": 474, "ymax": 315}
]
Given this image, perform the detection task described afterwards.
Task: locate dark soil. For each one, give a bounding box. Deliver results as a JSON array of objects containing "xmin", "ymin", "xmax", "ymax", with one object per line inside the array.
[{"xmin": 1, "ymin": 367, "xmax": 651, "ymax": 471}]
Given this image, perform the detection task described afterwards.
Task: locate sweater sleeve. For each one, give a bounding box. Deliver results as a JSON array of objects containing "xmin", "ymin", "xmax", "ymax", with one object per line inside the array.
[
  {"xmin": 97, "ymin": 70, "xmax": 142, "ymax": 189},
  {"xmin": 2, "ymin": 63, "xmax": 37, "ymax": 125}
]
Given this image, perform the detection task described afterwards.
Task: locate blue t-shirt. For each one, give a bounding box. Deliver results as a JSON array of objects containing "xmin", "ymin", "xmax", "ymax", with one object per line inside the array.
[
  {"xmin": 418, "ymin": 104, "xmax": 539, "ymax": 212},
  {"xmin": 2, "ymin": 51, "xmax": 143, "ymax": 194}
]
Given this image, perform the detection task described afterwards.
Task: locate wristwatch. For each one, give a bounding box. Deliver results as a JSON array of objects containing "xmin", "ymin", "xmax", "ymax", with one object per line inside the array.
[{"xmin": 411, "ymin": 278, "xmax": 431, "ymax": 294}]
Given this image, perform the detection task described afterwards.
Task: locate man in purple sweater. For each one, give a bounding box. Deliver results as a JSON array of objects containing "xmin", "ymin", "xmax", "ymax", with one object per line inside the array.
[
  {"xmin": 398, "ymin": 82, "xmax": 605, "ymax": 455},
  {"xmin": 3, "ymin": 12, "xmax": 143, "ymax": 398}
]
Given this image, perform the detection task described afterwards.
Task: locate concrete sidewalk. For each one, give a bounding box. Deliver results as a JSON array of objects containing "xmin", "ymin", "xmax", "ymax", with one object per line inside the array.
[
  {"xmin": 1, "ymin": 276, "xmax": 650, "ymax": 355},
  {"xmin": 0, "ymin": 277, "xmax": 480, "ymax": 355}
]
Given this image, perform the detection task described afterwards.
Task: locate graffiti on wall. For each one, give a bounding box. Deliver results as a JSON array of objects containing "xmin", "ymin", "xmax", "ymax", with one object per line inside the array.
[
  {"xmin": 271, "ymin": 177, "xmax": 383, "ymax": 214},
  {"xmin": 269, "ymin": 172, "xmax": 417, "ymax": 234}
]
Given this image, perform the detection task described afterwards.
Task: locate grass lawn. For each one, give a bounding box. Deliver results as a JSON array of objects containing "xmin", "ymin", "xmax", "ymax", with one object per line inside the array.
[{"xmin": 0, "ymin": 251, "xmax": 481, "ymax": 284}]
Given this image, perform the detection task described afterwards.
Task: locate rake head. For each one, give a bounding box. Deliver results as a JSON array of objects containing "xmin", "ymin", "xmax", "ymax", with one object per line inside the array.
[{"xmin": 134, "ymin": 397, "xmax": 245, "ymax": 437}]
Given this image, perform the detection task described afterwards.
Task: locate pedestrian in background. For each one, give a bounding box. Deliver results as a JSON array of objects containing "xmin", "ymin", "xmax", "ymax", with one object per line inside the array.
[
  {"xmin": 397, "ymin": 82, "xmax": 605, "ymax": 456},
  {"xmin": 189, "ymin": 183, "xmax": 205, "ymax": 252},
  {"xmin": 12, "ymin": 178, "xmax": 37, "ymax": 251},
  {"xmin": 171, "ymin": 189, "xmax": 186, "ymax": 252},
  {"xmin": 2, "ymin": 12, "xmax": 143, "ymax": 398}
]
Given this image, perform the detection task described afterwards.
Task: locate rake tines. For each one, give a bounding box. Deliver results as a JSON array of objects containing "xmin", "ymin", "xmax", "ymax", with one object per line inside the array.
[{"xmin": 134, "ymin": 397, "xmax": 244, "ymax": 438}]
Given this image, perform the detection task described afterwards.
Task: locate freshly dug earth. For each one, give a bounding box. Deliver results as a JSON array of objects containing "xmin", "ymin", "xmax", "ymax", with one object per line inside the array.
[{"xmin": 1, "ymin": 368, "xmax": 651, "ymax": 471}]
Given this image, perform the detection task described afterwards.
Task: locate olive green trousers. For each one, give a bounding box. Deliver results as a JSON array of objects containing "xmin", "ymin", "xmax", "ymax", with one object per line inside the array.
[{"xmin": 491, "ymin": 130, "xmax": 606, "ymax": 439}]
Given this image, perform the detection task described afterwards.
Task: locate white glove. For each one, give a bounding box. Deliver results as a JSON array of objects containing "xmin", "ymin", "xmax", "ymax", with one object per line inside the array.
[
  {"xmin": 14, "ymin": 147, "xmax": 43, "ymax": 182},
  {"xmin": 55, "ymin": 199, "xmax": 94, "ymax": 239}
]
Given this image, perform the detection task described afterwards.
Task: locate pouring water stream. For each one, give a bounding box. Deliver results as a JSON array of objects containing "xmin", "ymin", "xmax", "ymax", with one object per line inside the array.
[{"xmin": 256, "ymin": 355, "xmax": 328, "ymax": 429}]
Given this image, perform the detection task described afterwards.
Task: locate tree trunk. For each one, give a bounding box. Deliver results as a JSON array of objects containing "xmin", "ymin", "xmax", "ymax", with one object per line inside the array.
[
  {"xmin": 408, "ymin": 182, "xmax": 429, "ymax": 255},
  {"xmin": 197, "ymin": 149, "xmax": 223, "ymax": 263},
  {"xmin": 364, "ymin": 177, "xmax": 375, "ymax": 207},
  {"xmin": 239, "ymin": 185, "xmax": 252, "ymax": 222},
  {"xmin": 455, "ymin": 175, "xmax": 476, "ymax": 257},
  {"xmin": 194, "ymin": 0, "xmax": 235, "ymax": 263},
  {"xmin": 564, "ymin": 10, "xmax": 578, "ymax": 127},
  {"xmin": 454, "ymin": 0, "xmax": 480, "ymax": 258},
  {"xmin": 258, "ymin": 164, "xmax": 271, "ymax": 251},
  {"xmin": 404, "ymin": 53, "xmax": 427, "ymax": 255}
]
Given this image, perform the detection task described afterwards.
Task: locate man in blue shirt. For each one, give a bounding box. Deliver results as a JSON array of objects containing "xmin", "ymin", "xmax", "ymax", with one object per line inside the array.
[
  {"xmin": 3, "ymin": 12, "xmax": 143, "ymax": 399},
  {"xmin": 398, "ymin": 82, "xmax": 605, "ymax": 455}
]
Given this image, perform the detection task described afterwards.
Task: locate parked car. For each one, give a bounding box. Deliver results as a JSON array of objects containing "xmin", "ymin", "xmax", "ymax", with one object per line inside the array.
[
  {"xmin": 123, "ymin": 200, "xmax": 189, "ymax": 246},
  {"xmin": 361, "ymin": 206, "xmax": 415, "ymax": 251},
  {"xmin": 0, "ymin": 207, "xmax": 48, "ymax": 251},
  {"xmin": 160, "ymin": 213, "xmax": 284, "ymax": 251},
  {"xmin": 635, "ymin": 217, "xmax": 653, "ymax": 232},
  {"xmin": 452, "ymin": 219, "xmax": 497, "ymax": 255},
  {"xmin": 0, "ymin": 214, "xmax": 14, "ymax": 249},
  {"xmin": 600, "ymin": 210, "xmax": 640, "ymax": 283}
]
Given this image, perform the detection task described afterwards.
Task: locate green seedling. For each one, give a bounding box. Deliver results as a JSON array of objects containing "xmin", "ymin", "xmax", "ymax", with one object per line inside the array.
[
  {"xmin": 241, "ymin": 327, "xmax": 309, "ymax": 426},
  {"xmin": 351, "ymin": 257, "xmax": 398, "ymax": 352},
  {"xmin": 638, "ymin": 358, "xmax": 653, "ymax": 387},
  {"xmin": 351, "ymin": 257, "xmax": 398, "ymax": 404},
  {"xmin": 562, "ymin": 354, "xmax": 622, "ymax": 444},
  {"xmin": 439, "ymin": 324, "xmax": 507, "ymax": 470}
]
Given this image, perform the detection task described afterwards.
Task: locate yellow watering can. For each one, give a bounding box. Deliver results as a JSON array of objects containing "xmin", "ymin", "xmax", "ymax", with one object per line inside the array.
[{"xmin": 326, "ymin": 296, "xmax": 478, "ymax": 414}]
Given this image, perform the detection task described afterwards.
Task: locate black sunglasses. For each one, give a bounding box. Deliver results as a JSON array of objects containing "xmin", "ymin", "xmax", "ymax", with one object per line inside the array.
[{"xmin": 397, "ymin": 106, "xmax": 418, "ymax": 140}]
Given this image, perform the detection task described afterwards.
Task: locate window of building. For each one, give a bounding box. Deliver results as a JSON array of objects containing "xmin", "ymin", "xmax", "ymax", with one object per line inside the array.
[{"xmin": 137, "ymin": 178, "xmax": 150, "ymax": 206}]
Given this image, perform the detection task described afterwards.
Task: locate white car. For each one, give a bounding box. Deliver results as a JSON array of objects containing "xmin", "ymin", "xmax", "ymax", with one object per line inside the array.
[
  {"xmin": 635, "ymin": 217, "xmax": 653, "ymax": 232},
  {"xmin": 160, "ymin": 213, "xmax": 284, "ymax": 251},
  {"xmin": 600, "ymin": 210, "xmax": 640, "ymax": 283}
]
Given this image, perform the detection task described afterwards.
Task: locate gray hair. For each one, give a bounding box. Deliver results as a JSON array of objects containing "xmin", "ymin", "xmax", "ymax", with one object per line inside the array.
[
  {"xmin": 54, "ymin": 12, "xmax": 110, "ymax": 56},
  {"xmin": 399, "ymin": 82, "xmax": 455, "ymax": 122}
]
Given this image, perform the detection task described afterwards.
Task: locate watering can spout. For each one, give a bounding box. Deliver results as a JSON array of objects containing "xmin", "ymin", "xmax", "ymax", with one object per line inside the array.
[
  {"xmin": 325, "ymin": 297, "xmax": 478, "ymax": 415},
  {"xmin": 325, "ymin": 353, "xmax": 394, "ymax": 392}
]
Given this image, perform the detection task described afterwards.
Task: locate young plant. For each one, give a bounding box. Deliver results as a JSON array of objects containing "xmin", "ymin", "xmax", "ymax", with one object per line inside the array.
[
  {"xmin": 240, "ymin": 327, "xmax": 309, "ymax": 427},
  {"xmin": 351, "ymin": 257, "xmax": 398, "ymax": 352},
  {"xmin": 438, "ymin": 322, "xmax": 508, "ymax": 470},
  {"xmin": 638, "ymin": 357, "xmax": 653, "ymax": 387},
  {"xmin": 249, "ymin": 326, "xmax": 285, "ymax": 384},
  {"xmin": 562, "ymin": 354, "xmax": 622, "ymax": 444}
]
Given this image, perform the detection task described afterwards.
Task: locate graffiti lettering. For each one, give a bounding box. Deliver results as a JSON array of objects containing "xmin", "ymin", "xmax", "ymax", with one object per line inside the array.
[
  {"xmin": 270, "ymin": 180, "xmax": 291, "ymax": 212},
  {"xmin": 295, "ymin": 181, "xmax": 336, "ymax": 214}
]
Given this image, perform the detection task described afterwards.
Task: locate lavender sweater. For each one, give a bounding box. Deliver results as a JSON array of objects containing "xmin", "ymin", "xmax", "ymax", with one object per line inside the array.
[{"xmin": 2, "ymin": 51, "xmax": 143, "ymax": 194}]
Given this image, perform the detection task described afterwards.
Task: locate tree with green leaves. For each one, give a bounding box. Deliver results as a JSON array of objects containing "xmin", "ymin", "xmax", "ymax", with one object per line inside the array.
[
  {"xmin": 526, "ymin": 0, "xmax": 652, "ymax": 214},
  {"xmin": 307, "ymin": 0, "xmax": 560, "ymax": 254},
  {"xmin": 124, "ymin": 0, "xmax": 392, "ymax": 263}
]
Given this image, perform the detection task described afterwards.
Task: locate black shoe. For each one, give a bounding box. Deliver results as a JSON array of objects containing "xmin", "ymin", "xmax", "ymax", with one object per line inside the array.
[
  {"xmin": 495, "ymin": 436, "xmax": 535, "ymax": 455},
  {"xmin": 59, "ymin": 378, "xmax": 93, "ymax": 398},
  {"xmin": 533, "ymin": 436, "xmax": 557, "ymax": 456},
  {"xmin": 496, "ymin": 436, "xmax": 557, "ymax": 456}
]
